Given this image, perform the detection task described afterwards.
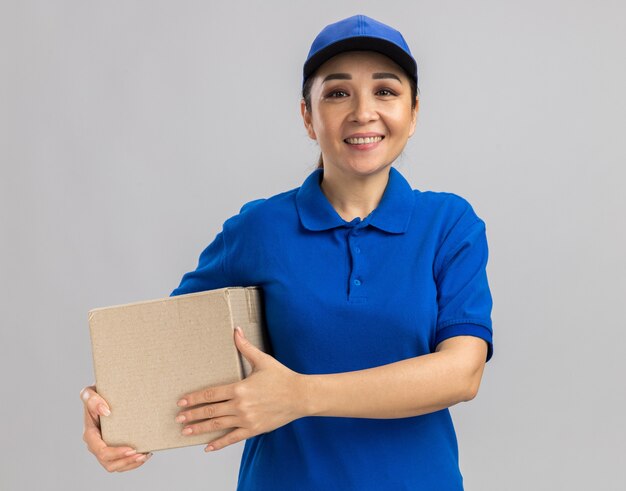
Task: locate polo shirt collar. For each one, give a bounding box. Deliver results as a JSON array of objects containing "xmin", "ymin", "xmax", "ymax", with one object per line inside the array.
[{"xmin": 295, "ymin": 166, "xmax": 415, "ymax": 234}]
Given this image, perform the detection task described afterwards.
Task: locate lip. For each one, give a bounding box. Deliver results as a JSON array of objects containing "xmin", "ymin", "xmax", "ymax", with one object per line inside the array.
[
  {"xmin": 344, "ymin": 132, "xmax": 385, "ymax": 139},
  {"xmin": 343, "ymin": 133, "xmax": 385, "ymax": 152}
]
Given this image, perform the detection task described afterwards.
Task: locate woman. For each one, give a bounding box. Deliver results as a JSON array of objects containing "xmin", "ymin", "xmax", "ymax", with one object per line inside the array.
[{"xmin": 81, "ymin": 14, "xmax": 493, "ymax": 490}]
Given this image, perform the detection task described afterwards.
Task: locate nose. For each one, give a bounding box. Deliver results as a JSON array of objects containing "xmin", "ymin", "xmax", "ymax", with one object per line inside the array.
[{"xmin": 350, "ymin": 92, "xmax": 379, "ymax": 124}]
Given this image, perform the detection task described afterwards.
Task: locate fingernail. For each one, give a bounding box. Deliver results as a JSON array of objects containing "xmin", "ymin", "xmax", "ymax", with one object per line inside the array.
[
  {"xmin": 124, "ymin": 449, "xmax": 137, "ymax": 456},
  {"xmin": 145, "ymin": 453, "xmax": 153, "ymax": 460},
  {"xmin": 177, "ymin": 399, "xmax": 188, "ymax": 407},
  {"xmin": 175, "ymin": 415, "xmax": 185, "ymax": 423},
  {"xmin": 135, "ymin": 454, "xmax": 147, "ymax": 462},
  {"xmin": 80, "ymin": 389, "xmax": 90, "ymax": 402},
  {"xmin": 182, "ymin": 427, "xmax": 193, "ymax": 435},
  {"xmin": 235, "ymin": 326, "xmax": 243, "ymax": 336},
  {"xmin": 99, "ymin": 404, "xmax": 111, "ymax": 416}
]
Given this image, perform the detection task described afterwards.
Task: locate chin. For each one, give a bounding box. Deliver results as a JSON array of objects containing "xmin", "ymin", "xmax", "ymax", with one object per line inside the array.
[{"xmin": 347, "ymin": 163, "xmax": 391, "ymax": 177}]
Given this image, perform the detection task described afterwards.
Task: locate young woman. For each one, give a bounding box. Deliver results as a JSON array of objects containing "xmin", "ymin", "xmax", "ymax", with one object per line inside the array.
[{"xmin": 81, "ymin": 14, "xmax": 494, "ymax": 490}]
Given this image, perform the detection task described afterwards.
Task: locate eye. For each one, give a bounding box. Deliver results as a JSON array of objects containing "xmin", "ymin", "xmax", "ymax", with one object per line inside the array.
[
  {"xmin": 377, "ymin": 88, "xmax": 397, "ymax": 96},
  {"xmin": 326, "ymin": 90, "xmax": 348, "ymax": 98}
]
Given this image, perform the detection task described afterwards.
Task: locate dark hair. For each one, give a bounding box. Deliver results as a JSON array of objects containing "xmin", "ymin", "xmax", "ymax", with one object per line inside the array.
[{"xmin": 301, "ymin": 64, "xmax": 419, "ymax": 169}]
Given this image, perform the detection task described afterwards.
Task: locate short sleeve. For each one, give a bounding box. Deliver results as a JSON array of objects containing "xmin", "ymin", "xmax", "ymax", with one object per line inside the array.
[
  {"xmin": 433, "ymin": 200, "xmax": 494, "ymax": 362},
  {"xmin": 169, "ymin": 198, "xmax": 266, "ymax": 297},
  {"xmin": 169, "ymin": 228, "xmax": 233, "ymax": 297}
]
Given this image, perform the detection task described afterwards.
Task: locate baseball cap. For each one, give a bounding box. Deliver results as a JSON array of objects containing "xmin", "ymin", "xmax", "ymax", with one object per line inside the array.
[{"xmin": 302, "ymin": 14, "xmax": 418, "ymax": 88}]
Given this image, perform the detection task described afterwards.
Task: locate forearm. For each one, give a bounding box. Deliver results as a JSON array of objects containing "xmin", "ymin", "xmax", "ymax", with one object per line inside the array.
[{"xmin": 299, "ymin": 351, "xmax": 474, "ymax": 419}]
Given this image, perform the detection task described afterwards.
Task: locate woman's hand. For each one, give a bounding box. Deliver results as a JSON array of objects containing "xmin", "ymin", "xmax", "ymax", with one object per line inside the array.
[
  {"xmin": 80, "ymin": 385, "xmax": 153, "ymax": 472},
  {"xmin": 175, "ymin": 326, "xmax": 309, "ymax": 452}
]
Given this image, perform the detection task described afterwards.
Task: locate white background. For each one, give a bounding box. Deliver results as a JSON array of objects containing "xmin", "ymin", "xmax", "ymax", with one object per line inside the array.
[{"xmin": 1, "ymin": 0, "xmax": 625, "ymax": 489}]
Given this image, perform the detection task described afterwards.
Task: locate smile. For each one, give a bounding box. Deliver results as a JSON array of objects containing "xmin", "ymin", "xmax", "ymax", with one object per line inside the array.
[{"xmin": 344, "ymin": 136, "xmax": 384, "ymax": 144}]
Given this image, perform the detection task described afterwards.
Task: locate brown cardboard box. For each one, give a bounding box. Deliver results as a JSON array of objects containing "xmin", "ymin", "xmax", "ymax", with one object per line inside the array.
[{"xmin": 88, "ymin": 286, "xmax": 271, "ymax": 453}]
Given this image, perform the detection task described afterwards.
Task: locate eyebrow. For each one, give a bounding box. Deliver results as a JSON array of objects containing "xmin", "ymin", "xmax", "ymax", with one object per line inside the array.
[{"xmin": 322, "ymin": 72, "xmax": 403, "ymax": 84}]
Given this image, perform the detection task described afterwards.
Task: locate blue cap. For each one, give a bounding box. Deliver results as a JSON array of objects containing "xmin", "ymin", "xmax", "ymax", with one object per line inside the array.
[{"xmin": 303, "ymin": 14, "xmax": 418, "ymax": 89}]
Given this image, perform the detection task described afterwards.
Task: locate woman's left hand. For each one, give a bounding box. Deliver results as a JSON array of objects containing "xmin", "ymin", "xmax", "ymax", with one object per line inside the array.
[{"xmin": 175, "ymin": 326, "xmax": 308, "ymax": 452}]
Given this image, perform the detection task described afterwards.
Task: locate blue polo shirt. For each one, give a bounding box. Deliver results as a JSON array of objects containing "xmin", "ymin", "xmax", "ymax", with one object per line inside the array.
[{"xmin": 170, "ymin": 166, "xmax": 493, "ymax": 490}]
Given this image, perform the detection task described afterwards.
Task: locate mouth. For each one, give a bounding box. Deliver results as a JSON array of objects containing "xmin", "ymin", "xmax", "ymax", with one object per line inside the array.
[{"xmin": 343, "ymin": 135, "xmax": 385, "ymax": 145}]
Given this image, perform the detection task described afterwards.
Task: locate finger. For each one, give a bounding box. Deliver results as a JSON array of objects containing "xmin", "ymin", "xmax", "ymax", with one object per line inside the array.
[
  {"xmin": 81, "ymin": 386, "xmax": 99, "ymax": 427},
  {"xmin": 79, "ymin": 385, "xmax": 94, "ymax": 401},
  {"xmin": 233, "ymin": 325, "xmax": 263, "ymax": 366},
  {"xmin": 177, "ymin": 384, "xmax": 235, "ymax": 408},
  {"xmin": 82, "ymin": 425, "xmax": 133, "ymax": 462},
  {"xmin": 181, "ymin": 415, "xmax": 239, "ymax": 437},
  {"xmin": 205, "ymin": 428, "xmax": 247, "ymax": 452},
  {"xmin": 176, "ymin": 401, "xmax": 232, "ymax": 424},
  {"xmin": 83, "ymin": 401, "xmax": 104, "ymax": 433},
  {"xmin": 83, "ymin": 403, "xmax": 107, "ymax": 450},
  {"xmin": 82, "ymin": 410, "xmax": 134, "ymax": 460},
  {"xmin": 99, "ymin": 445, "xmax": 140, "ymax": 463},
  {"xmin": 84, "ymin": 398, "xmax": 100, "ymax": 428},
  {"xmin": 80, "ymin": 386, "xmax": 111, "ymax": 420},
  {"xmin": 105, "ymin": 452, "xmax": 152, "ymax": 472},
  {"xmin": 114, "ymin": 455, "xmax": 150, "ymax": 473},
  {"xmin": 83, "ymin": 425, "xmax": 106, "ymax": 454}
]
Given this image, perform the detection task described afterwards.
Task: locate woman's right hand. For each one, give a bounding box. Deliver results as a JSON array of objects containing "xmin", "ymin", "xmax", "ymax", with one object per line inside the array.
[{"xmin": 80, "ymin": 385, "xmax": 152, "ymax": 472}]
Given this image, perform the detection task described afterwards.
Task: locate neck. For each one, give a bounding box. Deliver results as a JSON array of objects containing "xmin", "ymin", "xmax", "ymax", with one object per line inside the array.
[{"xmin": 319, "ymin": 165, "xmax": 391, "ymax": 222}]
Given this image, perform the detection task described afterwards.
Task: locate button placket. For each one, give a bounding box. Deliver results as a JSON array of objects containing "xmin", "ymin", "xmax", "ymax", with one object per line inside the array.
[{"xmin": 347, "ymin": 226, "xmax": 365, "ymax": 300}]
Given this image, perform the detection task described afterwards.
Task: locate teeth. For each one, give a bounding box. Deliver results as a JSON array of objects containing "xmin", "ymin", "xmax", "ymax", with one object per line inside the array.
[{"xmin": 345, "ymin": 136, "xmax": 383, "ymax": 144}]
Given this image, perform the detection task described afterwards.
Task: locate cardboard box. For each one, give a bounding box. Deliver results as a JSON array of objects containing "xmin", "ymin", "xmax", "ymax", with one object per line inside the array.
[{"xmin": 88, "ymin": 286, "xmax": 271, "ymax": 453}]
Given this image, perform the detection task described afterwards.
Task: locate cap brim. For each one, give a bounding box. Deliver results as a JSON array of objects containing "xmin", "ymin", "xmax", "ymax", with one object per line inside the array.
[{"xmin": 303, "ymin": 37, "xmax": 417, "ymax": 85}]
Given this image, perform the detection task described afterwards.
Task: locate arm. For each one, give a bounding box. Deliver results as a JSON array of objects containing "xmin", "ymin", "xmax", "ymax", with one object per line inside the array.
[
  {"xmin": 299, "ymin": 336, "xmax": 488, "ymax": 419},
  {"xmin": 172, "ymin": 332, "xmax": 488, "ymax": 453}
]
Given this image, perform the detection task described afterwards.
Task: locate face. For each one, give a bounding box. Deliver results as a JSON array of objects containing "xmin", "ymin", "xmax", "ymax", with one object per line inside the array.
[{"xmin": 301, "ymin": 50, "xmax": 418, "ymax": 178}]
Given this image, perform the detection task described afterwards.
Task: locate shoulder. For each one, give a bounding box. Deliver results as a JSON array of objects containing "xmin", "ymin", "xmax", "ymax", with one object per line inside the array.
[
  {"xmin": 414, "ymin": 189, "xmax": 484, "ymax": 229},
  {"xmin": 415, "ymin": 189, "xmax": 477, "ymax": 215},
  {"xmin": 223, "ymin": 186, "xmax": 300, "ymax": 232}
]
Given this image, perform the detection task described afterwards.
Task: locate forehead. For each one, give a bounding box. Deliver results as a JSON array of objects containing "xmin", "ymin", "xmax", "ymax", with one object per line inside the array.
[{"xmin": 315, "ymin": 50, "xmax": 404, "ymax": 76}]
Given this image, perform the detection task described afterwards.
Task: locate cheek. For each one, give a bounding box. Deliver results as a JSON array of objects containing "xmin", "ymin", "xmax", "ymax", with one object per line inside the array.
[
  {"xmin": 390, "ymin": 108, "xmax": 414, "ymax": 135},
  {"xmin": 312, "ymin": 112, "xmax": 338, "ymax": 139}
]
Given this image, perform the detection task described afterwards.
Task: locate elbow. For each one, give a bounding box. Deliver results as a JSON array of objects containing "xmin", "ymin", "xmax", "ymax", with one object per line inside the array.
[
  {"xmin": 462, "ymin": 368, "xmax": 484, "ymax": 402},
  {"xmin": 463, "ymin": 384, "xmax": 479, "ymax": 402},
  {"xmin": 450, "ymin": 373, "xmax": 478, "ymax": 404},
  {"xmin": 437, "ymin": 336, "xmax": 488, "ymax": 404}
]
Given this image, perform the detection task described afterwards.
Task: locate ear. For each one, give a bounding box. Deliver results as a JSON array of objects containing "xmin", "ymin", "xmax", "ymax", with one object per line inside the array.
[
  {"xmin": 300, "ymin": 99, "xmax": 317, "ymax": 141},
  {"xmin": 408, "ymin": 96, "xmax": 419, "ymax": 138}
]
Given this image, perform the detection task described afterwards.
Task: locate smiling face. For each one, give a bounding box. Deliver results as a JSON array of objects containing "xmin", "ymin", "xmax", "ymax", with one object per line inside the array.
[{"xmin": 301, "ymin": 50, "xmax": 418, "ymax": 178}]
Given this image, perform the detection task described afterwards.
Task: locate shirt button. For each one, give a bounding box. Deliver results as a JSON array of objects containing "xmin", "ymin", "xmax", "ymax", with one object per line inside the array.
[
  {"xmin": 354, "ymin": 279, "xmax": 361, "ymax": 286},
  {"xmin": 355, "ymin": 247, "xmax": 361, "ymax": 254}
]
